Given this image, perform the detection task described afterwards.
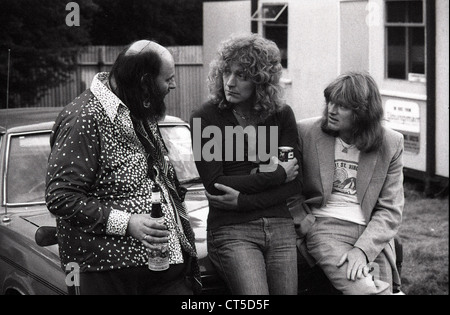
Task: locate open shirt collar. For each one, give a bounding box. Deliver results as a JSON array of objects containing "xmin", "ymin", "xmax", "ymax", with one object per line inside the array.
[{"xmin": 90, "ymin": 72, "xmax": 129, "ymax": 123}]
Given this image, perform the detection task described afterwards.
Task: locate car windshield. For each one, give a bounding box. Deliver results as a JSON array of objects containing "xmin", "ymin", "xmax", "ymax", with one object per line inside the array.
[
  {"xmin": 7, "ymin": 132, "xmax": 51, "ymax": 204},
  {"xmin": 159, "ymin": 125, "xmax": 200, "ymax": 183},
  {"xmin": 5, "ymin": 124, "xmax": 200, "ymax": 205}
]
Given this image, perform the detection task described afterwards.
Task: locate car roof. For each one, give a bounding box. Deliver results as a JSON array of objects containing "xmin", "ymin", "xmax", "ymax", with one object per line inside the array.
[
  {"xmin": 0, "ymin": 107, "xmax": 187, "ymax": 135},
  {"xmin": 0, "ymin": 107, "xmax": 62, "ymax": 134}
]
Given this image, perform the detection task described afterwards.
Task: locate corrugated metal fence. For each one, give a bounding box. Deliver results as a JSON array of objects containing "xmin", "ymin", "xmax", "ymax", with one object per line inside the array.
[{"xmin": 37, "ymin": 45, "xmax": 204, "ymax": 122}]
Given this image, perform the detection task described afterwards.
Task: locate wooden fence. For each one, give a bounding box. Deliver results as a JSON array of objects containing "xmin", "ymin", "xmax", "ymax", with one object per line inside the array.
[{"xmin": 36, "ymin": 45, "xmax": 204, "ymax": 122}]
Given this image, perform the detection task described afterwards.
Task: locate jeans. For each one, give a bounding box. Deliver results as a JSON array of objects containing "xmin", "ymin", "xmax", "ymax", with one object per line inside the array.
[
  {"xmin": 306, "ymin": 217, "xmax": 392, "ymax": 295},
  {"xmin": 207, "ymin": 217, "xmax": 298, "ymax": 295}
]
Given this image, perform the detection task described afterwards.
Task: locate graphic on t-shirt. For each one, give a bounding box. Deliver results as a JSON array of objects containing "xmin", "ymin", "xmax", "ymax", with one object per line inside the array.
[{"xmin": 332, "ymin": 159, "xmax": 358, "ymax": 195}]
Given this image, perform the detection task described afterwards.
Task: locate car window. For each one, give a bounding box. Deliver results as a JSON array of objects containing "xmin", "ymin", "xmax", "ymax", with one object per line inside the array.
[
  {"xmin": 159, "ymin": 125, "xmax": 200, "ymax": 182},
  {"xmin": 4, "ymin": 125, "xmax": 199, "ymax": 205},
  {"xmin": 7, "ymin": 132, "xmax": 50, "ymax": 204}
]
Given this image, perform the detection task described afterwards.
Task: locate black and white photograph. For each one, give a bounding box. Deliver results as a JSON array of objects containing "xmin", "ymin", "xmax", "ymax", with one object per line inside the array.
[{"xmin": 0, "ymin": 0, "xmax": 448, "ymax": 300}]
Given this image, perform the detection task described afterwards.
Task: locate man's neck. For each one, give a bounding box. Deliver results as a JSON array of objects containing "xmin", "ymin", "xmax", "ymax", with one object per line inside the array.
[
  {"xmin": 339, "ymin": 132, "xmax": 354, "ymax": 145},
  {"xmin": 233, "ymin": 100, "xmax": 253, "ymax": 116}
]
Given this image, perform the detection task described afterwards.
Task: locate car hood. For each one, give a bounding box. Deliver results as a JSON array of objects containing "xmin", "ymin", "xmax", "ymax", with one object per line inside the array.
[
  {"xmin": 183, "ymin": 186, "xmax": 209, "ymax": 260},
  {"xmin": 183, "ymin": 186, "xmax": 222, "ymax": 283},
  {"xmin": 16, "ymin": 186, "xmax": 211, "ymax": 261},
  {"xmin": 22, "ymin": 211, "xmax": 57, "ymax": 228},
  {"xmin": 11, "ymin": 186, "xmax": 214, "ymax": 275}
]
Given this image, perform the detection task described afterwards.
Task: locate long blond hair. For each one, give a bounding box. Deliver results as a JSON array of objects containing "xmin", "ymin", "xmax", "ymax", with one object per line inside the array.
[{"xmin": 321, "ymin": 71, "xmax": 385, "ymax": 152}]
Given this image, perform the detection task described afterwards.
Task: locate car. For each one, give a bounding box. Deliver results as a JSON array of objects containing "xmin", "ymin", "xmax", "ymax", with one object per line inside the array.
[
  {"xmin": 0, "ymin": 107, "xmax": 403, "ymax": 295},
  {"xmin": 0, "ymin": 107, "xmax": 226, "ymax": 295}
]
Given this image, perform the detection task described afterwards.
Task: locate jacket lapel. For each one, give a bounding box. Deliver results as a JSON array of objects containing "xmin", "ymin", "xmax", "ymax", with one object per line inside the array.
[
  {"xmin": 356, "ymin": 150, "xmax": 379, "ymax": 204},
  {"xmin": 316, "ymin": 134, "xmax": 335, "ymax": 204}
]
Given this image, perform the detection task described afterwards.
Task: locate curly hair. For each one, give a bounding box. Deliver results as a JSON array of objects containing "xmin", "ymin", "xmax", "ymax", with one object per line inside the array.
[
  {"xmin": 207, "ymin": 33, "xmax": 285, "ymax": 122},
  {"xmin": 321, "ymin": 71, "xmax": 385, "ymax": 153}
]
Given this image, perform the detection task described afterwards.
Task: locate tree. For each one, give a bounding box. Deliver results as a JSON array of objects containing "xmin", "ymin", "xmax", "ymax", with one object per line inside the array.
[
  {"xmin": 0, "ymin": 0, "xmax": 208, "ymax": 108},
  {"xmin": 90, "ymin": 0, "xmax": 203, "ymax": 46},
  {"xmin": 0, "ymin": 0, "xmax": 97, "ymax": 108}
]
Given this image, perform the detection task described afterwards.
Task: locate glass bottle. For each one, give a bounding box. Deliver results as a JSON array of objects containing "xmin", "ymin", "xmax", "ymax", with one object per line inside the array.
[{"xmin": 148, "ymin": 183, "xmax": 169, "ymax": 271}]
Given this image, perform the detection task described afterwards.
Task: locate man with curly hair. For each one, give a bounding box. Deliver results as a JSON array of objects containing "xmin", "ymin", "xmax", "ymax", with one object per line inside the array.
[{"xmin": 190, "ymin": 33, "xmax": 302, "ymax": 295}]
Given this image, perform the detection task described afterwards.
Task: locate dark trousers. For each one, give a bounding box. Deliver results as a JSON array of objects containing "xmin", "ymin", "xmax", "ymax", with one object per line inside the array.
[{"xmin": 68, "ymin": 263, "xmax": 192, "ymax": 295}]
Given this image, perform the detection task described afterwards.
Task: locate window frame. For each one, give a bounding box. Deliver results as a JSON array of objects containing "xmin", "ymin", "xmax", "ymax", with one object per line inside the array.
[
  {"xmin": 252, "ymin": 2, "xmax": 289, "ymax": 69},
  {"xmin": 251, "ymin": 3, "xmax": 287, "ymax": 22},
  {"xmin": 384, "ymin": 0, "xmax": 427, "ymax": 82},
  {"xmin": 2, "ymin": 130, "xmax": 52, "ymax": 207}
]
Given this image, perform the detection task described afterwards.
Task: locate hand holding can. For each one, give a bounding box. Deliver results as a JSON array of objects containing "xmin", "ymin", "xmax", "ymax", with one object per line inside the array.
[
  {"xmin": 278, "ymin": 146, "xmax": 294, "ymax": 162},
  {"xmin": 277, "ymin": 147, "xmax": 298, "ymax": 183}
]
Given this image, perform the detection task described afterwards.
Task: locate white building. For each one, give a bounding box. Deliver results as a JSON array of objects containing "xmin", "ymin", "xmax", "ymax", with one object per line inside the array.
[{"xmin": 203, "ymin": 0, "xmax": 449, "ymax": 187}]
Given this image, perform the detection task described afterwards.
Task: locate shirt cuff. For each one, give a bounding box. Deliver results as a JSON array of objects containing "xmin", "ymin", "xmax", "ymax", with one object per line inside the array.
[
  {"xmin": 106, "ymin": 209, "xmax": 132, "ymax": 236},
  {"xmin": 354, "ymin": 242, "xmax": 375, "ymax": 263}
]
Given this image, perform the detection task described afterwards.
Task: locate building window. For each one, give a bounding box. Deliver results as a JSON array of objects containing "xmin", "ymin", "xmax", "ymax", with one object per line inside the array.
[
  {"xmin": 251, "ymin": 3, "xmax": 288, "ymax": 68},
  {"xmin": 385, "ymin": 0, "xmax": 426, "ymax": 82}
]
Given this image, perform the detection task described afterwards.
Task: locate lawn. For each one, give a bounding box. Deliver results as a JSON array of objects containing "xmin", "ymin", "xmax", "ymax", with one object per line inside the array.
[{"xmin": 398, "ymin": 179, "xmax": 449, "ymax": 295}]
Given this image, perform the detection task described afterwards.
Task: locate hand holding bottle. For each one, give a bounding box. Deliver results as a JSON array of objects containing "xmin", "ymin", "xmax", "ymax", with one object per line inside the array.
[{"xmin": 127, "ymin": 214, "xmax": 169, "ymax": 251}]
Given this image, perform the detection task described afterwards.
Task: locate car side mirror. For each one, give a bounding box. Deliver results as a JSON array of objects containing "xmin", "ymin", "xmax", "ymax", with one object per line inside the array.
[{"xmin": 35, "ymin": 226, "xmax": 58, "ymax": 247}]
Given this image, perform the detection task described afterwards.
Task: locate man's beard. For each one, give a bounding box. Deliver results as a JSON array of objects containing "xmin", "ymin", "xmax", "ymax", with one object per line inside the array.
[
  {"xmin": 141, "ymin": 79, "xmax": 168, "ymax": 122},
  {"xmin": 134, "ymin": 97, "xmax": 167, "ymax": 122},
  {"xmin": 145, "ymin": 98, "xmax": 167, "ymax": 122}
]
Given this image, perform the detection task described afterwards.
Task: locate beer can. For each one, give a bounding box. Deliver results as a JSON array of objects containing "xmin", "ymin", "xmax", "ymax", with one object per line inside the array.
[{"xmin": 278, "ymin": 146, "xmax": 294, "ymax": 162}]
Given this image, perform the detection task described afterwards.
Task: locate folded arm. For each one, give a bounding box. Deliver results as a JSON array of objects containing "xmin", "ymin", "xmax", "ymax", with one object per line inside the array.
[{"xmin": 190, "ymin": 115, "xmax": 288, "ymax": 195}]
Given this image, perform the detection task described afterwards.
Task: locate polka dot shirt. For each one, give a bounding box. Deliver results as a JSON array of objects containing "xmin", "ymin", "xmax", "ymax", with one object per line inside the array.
[{"xmin": 46, "ymin": 73, "xmax": 184, "ymax": 272}]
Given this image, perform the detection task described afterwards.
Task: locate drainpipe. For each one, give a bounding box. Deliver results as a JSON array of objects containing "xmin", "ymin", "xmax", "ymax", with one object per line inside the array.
[{"xmin": 425, "ymin": 0, "xmax": 436, "ymax": 196}]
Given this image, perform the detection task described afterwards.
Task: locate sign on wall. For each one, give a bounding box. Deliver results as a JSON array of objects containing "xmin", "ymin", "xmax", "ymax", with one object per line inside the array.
[{"xmin": 385, "ymin": 99, "xmax": 421, "ymax": 154}]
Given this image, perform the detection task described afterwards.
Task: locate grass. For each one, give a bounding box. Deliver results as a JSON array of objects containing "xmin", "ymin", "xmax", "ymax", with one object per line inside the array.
[{"xmin": 398, "ymin": 179, "xmax": 449, "ymax": 295}]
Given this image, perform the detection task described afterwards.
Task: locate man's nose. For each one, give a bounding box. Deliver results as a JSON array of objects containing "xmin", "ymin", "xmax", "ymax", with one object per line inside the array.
[
  {"xmin": 226, "ymin": 74, "xmax": 236, "ymax": 87},
  {"xmin": 328, "ymin": 103, "xmax": 337, "ymax": 113}
]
